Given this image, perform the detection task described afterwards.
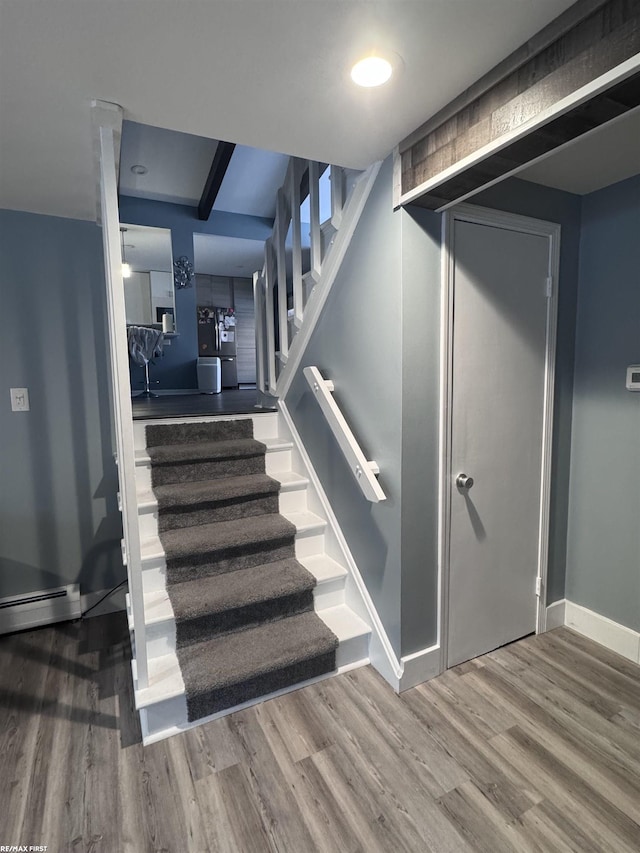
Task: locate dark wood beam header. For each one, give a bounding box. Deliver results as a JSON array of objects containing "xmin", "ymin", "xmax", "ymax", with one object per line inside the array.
[
  {"xmin": 396, "ymin": 0, "xmax": 640, "ymax": 210},
  {"xmin": 198, "ymin": 141, "xmax": 236, "ymax": 221}
]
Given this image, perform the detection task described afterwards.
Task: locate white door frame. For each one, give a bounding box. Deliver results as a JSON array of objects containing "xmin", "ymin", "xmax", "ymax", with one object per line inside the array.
[{"xmin": 438, "ymin": 203, "xmax": 561, "ymax": 672}]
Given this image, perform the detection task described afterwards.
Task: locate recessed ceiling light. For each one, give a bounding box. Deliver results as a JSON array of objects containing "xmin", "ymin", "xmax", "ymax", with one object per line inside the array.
[
  {"xmin": 131, "ymin": 164, "xmax": 148, "ymax": 175},
  {"xmin": 350, "ymin": 56, "xmax": 393, "ymax": 88}
]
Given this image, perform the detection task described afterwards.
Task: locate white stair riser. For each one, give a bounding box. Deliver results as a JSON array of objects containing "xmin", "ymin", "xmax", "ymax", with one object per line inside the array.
[
  {"xmin": 140, "ymin": 695, "xmax": 188, "ymax": 741},
  {"xmin": 142, "ymin": 560, "xmax": 166, "ymax": 594},
  {"xmin": 295, "ymin": 531, "xmax": 325, "ymax": 558},
  {"xmin": 136, "ymin": 464, "xmax": 152, "ymax": 492},
  {"xmin": 313, "ymin": 580, "xmax": 346, "ymax": 610},
  {"xmin": 139, "ymin": 508, "xmax": 158, "ymax": 541},
  {"xmin": 313, "ymin": 581, "xmax": 345, "ymax": 612},
  {"xmin": 266, "ymin": 448, "xmax": 292, "ymax": 474},
  {"xmin": 146, "ymin": 621, "xmax": 176, "ymax": 659},
  {"xmin": 278, "ymin": 487, "xmax": 307, "ymax": 513},
  {"xmin": 335, "ymin": 632, "xmax": 370, "ymax": 669}
]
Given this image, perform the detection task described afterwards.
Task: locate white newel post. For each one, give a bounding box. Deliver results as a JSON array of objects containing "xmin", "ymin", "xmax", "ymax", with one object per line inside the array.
[{"xmin": 95, "ymin": 105, "xmax": 148, "ymax": 688}]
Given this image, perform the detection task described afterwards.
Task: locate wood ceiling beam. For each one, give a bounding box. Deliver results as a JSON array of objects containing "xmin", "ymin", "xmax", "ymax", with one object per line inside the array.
[
  {"xmin": 395, "ymin": 0, "xmax": 640, "ymax": 210},
  {"xmin": 198, "ymin": 141, "xmax": 236, "ymax": 221}
]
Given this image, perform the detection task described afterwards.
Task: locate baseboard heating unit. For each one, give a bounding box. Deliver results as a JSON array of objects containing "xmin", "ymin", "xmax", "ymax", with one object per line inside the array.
[{"xmin": 0, "ymin": 584, "xmax": 81, "ymax": 635}]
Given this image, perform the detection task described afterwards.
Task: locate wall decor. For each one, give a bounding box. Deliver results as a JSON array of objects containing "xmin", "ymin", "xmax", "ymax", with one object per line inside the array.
[{"xmin": 173, "ymin": 255, "xmax": 194, "ymax": 289}]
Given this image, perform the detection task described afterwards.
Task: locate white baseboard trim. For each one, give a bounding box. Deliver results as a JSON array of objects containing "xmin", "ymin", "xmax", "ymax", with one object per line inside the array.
[
  {"xmin": 0, "ymin": 583, "xmax": 81, "ymax": 635},
  {"xmin": 545, "ymin": 598, "xmax": 566, "ymax": 630},
  {"xmin": 398, "ymin": 644, "xmax": 441, "ymax": 691},
  {"xmin": 546, "ymin": 598, "xmax": 640, "ymax": 664}
]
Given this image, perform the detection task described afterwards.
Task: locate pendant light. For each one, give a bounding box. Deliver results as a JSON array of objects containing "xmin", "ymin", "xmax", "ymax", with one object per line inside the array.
[{"xmin": 120, "ymin": 227, "xmax": 132, "ymax": 279}]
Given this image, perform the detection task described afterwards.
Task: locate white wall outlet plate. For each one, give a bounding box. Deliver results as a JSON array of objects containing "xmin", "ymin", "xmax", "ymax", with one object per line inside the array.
[
  {"xmin": 10, "ymin": 387, "xmax": 30, "ymax": 411},
  {"xmin": 626, "ymin": 365, "xmax": 640, "ymax": 391}
]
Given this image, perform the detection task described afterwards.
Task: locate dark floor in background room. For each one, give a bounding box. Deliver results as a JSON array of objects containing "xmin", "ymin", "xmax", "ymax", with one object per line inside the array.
[
  {"xmin": 131, "ymin": 388, "xmax": 273, "ymax": 420},
  {"xmin": 2, "ymin": 612, "xmax": 639, "ymax": 852}
]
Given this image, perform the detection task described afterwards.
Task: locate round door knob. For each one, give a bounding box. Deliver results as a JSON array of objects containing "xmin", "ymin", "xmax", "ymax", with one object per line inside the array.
[{"xmin": 456, "ymin": 473, "xmax": 474, "ymax": 491}]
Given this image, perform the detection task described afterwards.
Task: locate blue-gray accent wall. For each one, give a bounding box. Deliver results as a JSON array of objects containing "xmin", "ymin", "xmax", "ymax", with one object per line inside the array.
[
  {"xmin": 565, "ymin": 175, "xmax": 640, "ymax": 631},
  {"xmin": 119, "ymin": 196, "xmax": 272, "ymax": 390},
  {"xmin": 400, "ymin": 206, "xmax": 442, "ymax": 653},
  {"xmin": 0, "ymin": 209, "xmax": 124, "ymax": 600},
  {"xmin": 285, "ymin": 157, "xmax": 404, "ymax": 654},
  {"xmin": 284, "ymin": 157, "xmax": 443, "ymax": 657}
]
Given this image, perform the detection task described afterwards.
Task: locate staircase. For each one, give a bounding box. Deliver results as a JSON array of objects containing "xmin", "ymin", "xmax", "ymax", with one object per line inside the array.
[{"xmin": 129, "ymin": 411, "xmax": 371, "ymax": 744}]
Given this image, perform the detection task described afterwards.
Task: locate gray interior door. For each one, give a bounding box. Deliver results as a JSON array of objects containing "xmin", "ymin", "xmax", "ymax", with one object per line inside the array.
[{"xmin": 447, "ymin": 217, "xmax": 551, "ymax": 668}]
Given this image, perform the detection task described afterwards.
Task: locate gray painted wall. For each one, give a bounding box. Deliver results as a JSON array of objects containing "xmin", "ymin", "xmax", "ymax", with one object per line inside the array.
[
  {"xmin": 400, "ymin": 207, "xmax": 442, "ymax": 653},
  {"xmin": 565, "ymin": 175, "xmax": 640, "ymax": 631},
  {"xmin": 285, "ymin": 157, "xmax": 445, "ymax": 657},
  {"xmin": 0, "ymin": 209, "xmax": 125, "ymax": 600},
  {"xmin": 473, "ymin": 178, "xmax": 582, "ymax": 605},
  {"xmin": 285, "ymin": 156, "xmax": 404, "ymax": 655}
]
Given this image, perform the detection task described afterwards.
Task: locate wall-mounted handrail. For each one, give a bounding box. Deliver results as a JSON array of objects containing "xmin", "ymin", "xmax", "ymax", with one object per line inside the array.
[{"xmin": 304, "ymin": 366, "xmax": 386, "ymax": 503}]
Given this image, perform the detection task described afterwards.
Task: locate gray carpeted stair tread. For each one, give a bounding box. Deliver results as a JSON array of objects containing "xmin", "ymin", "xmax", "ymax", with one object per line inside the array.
[
  {"xmin": 168, "ymin": 558, "xmax": 315, "ymax": 626},
  {"xmin": 148, "ymin": 437, "xmax": 265, "ymax": 466},
  {"xmin": 146, "ymin": 419, "xmax": 253, "ymax": 447},
  {"xmin": 178, "ymin": 610, "xmax": 338, "ymax": 719},
  {"xmin": 161, "ymin": 513, "xmax": 296, "ymax": 562},
  {"xmin": 145, "ymin": 416, "xmax": 339, "ymax": 722},
  {"xmin": 160, "ymin": 514, "xmax": 296, "ymax": 583},
  {"xmin": 154, "ymin": 473, "xmax": 280, "ymax": 509}
]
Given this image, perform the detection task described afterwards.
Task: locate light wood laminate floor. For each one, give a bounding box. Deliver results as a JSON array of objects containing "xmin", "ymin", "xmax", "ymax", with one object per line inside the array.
[{"xmin": 1, "ymin": 614, "xmax": 639, "ymax": 852}]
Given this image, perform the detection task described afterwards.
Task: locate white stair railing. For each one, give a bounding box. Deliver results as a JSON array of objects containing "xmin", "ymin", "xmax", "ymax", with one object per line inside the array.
[
  {"xmin": 254, "ymin": 158, "xmax": 381, "ymax": 401},
  {"xmin": 303, "ymin": 366, "xmax": 386, "ymax": 503},
  {"xmin": 92, "ymin": 101, "xmax": 148, "ymax": 687}
]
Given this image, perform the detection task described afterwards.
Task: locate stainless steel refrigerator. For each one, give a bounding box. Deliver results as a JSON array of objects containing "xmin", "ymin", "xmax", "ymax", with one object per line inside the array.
[{"xmin": 197, "ymin": 306, "xmax": 238, "ymax": 388}]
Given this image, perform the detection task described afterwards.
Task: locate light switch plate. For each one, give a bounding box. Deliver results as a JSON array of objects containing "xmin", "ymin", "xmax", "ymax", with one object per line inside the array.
[{"xmin": 10, "ymin": 387, "xmax": 30, "ymax": 411}]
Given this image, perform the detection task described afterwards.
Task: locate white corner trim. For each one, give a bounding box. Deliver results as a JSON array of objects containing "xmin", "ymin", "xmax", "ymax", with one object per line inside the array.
[
  {"xmin": 544, "ymin": 598, "xmax": 566, "ymax": 630},
  {"xmin": 278, "ymin": 400, "xmax": 403, "ymax": 684},
  {"xmin": 90, "ymin": 100, "xmax": 123, "ymax": 225},
  {"xmin": 563, "ymin": 600, "xmax": 640, "ymax": 664},
  {"xmin": 276, "ymin": 161, "xmax": 382, "ymax": 399},
  {"xmin": 398, "ymin": 644, "xmax": 441, "ymax": 692}
]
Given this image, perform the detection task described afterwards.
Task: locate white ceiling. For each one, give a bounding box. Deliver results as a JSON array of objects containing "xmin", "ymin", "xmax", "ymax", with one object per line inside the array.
[
  {"xmin": 0, "ymin": 0, "xmax": 577, "ymax": 221},
  {"xmin": 120, "ymin": 122, "xmax": 219, "ymax": 206},
  {"xmin": 518, "ymin": 106, "xmax": 640, "ymax": 195},
  {"xmin": 214, "ymin": 146, "xmax": 290, "ymax": 219}
]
